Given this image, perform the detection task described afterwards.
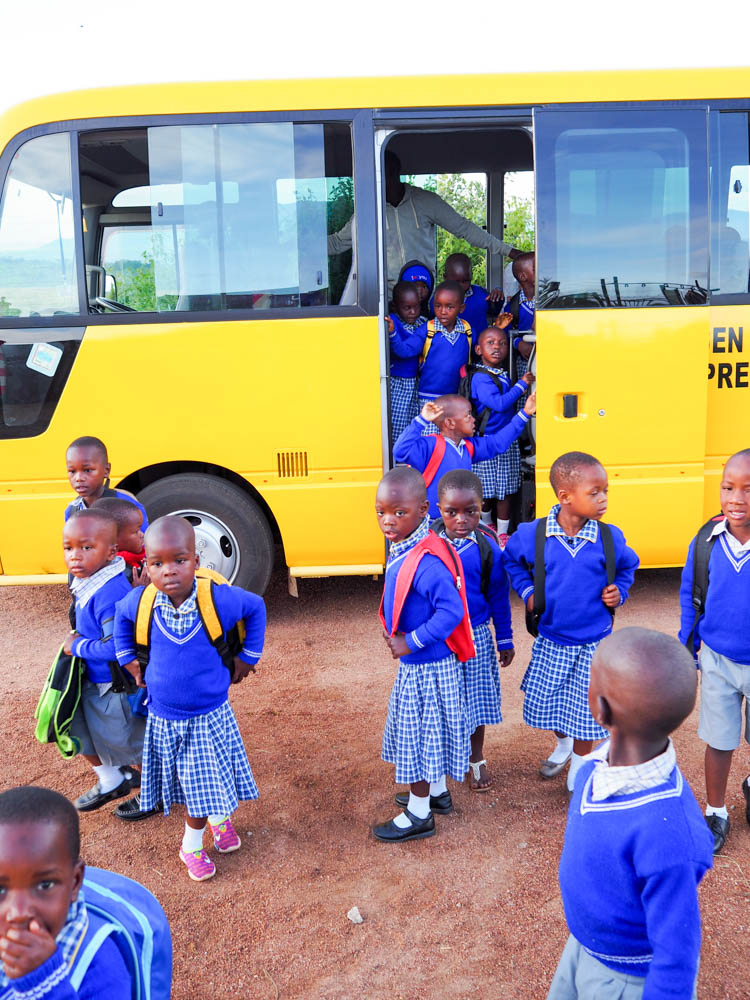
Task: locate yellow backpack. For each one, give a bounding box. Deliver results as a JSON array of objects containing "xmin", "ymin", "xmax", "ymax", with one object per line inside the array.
[
  {"xmin": 134, "ymin": 567, "xmax": 245, "ymax": 674},
  {"xmin": 419, "ymin": 318, "xmax": 473, "ymax": 367}
]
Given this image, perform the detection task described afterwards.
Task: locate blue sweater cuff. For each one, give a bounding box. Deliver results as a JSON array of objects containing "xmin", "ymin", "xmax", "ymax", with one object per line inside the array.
[
  {"xmin": 9, "ymin": 946, "xmax": 69, "ymax": 994},
  {"xmin": 520, "ymin": 585, "xmax": 534, "ymax": 603},
  {"xmin": 70, "ymin": 636, "xmax": 84, "ymax": 658},
  {"xmin": 496, "ymin": 637, "xmax": 514, "ymax": 650},
  {"xmin": 415, "ymin": 416, "xmax": 429, "ymax": 428},
  {"xmin": 518, "ymin": 411, "xmax": 530, "ymax": 424}
]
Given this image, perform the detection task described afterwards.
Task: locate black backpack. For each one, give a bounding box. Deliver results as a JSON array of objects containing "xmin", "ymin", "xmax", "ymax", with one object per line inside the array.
[
  {"xmin": 524, "ymin": 519, "xmax": 616, "ymax": 637},
  {"xmin": 429, "ymin": 518, "xmax": 496, "ymax": 598},
  {"xmin": 683, "ymin": 514, "xmax": 724, "ymax": 653},
  {"xmin": 457, "ymin": 364, "xmax": 507, "ymax": 437}
]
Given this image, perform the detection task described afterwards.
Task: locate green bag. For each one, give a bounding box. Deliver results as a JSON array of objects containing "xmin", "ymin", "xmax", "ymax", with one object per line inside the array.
[{"xmin": 34, "ymin": 644, "xmax": 84, "ymax": 759}]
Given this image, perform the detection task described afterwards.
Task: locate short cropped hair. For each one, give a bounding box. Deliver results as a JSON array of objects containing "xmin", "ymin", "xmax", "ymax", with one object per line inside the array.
[
  {"xmin": 66, "ymin": 436, "xmax": 108, "ymax": 461},
  {"xmin": 380, "ymin": 465, "xmax": 427, "ymax": 501},
  {"xmin": 93, "ymin": 497, "xmax": 142, "ymax": 529},
  {"xmin": 433, "ymin": 279, "xmax": 465, "ymax": 303},
  {"xmin": 438, "ymin": 469, "xmax": 483, "ymax": 501},
  {"xmin": 444, "ymin": 252, "xmax": 471, "ymax": 270},
  {"xmin": 511, "ymin": 251, "xmax": 535, "ymax": 281},
  {"xmin": 549, "ymin": 452, "xmax": 603, "ymax": 494},
  {"xmin": 67, "ymin": 507, "xmax": 118, "ymax": 539},
  {"xmin": 477, "ymin": 325, "xmax": 508, "ymax": 346},
  {"xmin": 0, "ymin": 787, "xmax": 80, "ymax": 862},
  {"xmin": 391, "ymin": 281, "xmax": 420, "ymax": 304}
]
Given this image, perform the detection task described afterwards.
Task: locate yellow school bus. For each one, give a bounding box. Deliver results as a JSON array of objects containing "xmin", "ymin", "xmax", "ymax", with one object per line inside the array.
[{"xmin": 0, "ymin": 69, "xmax": 747, "ymax": 589}]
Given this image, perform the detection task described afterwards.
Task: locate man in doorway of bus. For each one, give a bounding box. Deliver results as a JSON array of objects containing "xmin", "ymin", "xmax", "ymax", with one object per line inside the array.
[
  {"xmin": 327, "ymin": 152, "xmax": 523, "ymax": 296},
  {"xmin": 504, "ymin": 251, "xmax": 535, "ymax": 380}
]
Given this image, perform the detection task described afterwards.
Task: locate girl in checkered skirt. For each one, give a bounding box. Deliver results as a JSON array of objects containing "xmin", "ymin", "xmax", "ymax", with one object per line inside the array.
[
  {"xmin": 387, "ymin": 282, "xmax": 428, "ymax": 442},
  {"xmin": 374, "ymin": 467, "xmax": 472, "ymax": 843},
  {"xmin": 504, "ymin": 453, "xmax": 639, "ymax": 794},
  {"xmin": 114, "ymin": 516, "xmax": 266, "ymax": 882}
]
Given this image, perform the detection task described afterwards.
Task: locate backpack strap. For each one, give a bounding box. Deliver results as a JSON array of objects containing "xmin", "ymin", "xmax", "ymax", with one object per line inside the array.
[
  {"xmin": 475, "ymin": 525, "xmax": 496, "ymax": 599},
  {"xmin": 419, "ymin": 319, "xmax": 437, "ymax": 365},
  {"xmin": 532, "ymin": 517, "xmax": 547, "ymax": 627},
  {"xmin": 599, "ymin": 521, "xmax": 617, "ymax": 622},
  {"xmin": 422, "ymin": 435, "xmax": 447, "ymax": 487},
  {"xmin": 134, "ymin": 584, "xmax": 158, "ymax": 672},
  {"xmin": 685, "ymin": 514, "xmax": 724, "ymax": 652},
  {"xmin": 195, "ymin": 578, "xmax": 235, "ymax": 672}
]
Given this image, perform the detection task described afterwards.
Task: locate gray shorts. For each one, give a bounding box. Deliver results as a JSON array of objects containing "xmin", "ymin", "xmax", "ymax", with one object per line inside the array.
[
  {"xmin": 698, "ymin": 643, "xmax": 750, "ymax": 751},
  {"xmin": 70, "ymin": 679, "xmax": 146, "ymax": 766},
  {"xmin": 546, "ymin": 935, "xmax": 697, "ymax": 1000}
]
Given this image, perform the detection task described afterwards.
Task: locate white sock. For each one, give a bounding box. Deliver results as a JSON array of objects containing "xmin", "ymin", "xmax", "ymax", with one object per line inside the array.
[
  {"xmin": 182, "ymin": 823, "xmax": 206, "ymax": 853},
  {"xmin": 430, "ymin": 776, "xmax": 447, "ymax": 797},
  {"xmin": 706, "ymin": 804, "xmax": 729, "ymax": 820},
  {"xmin": 207, "ymin": 814, "xmax": 228, "ymax": 828},
  {"xmin": 547, "ymin": 736, "xmax": 573, "ymax": 765},
  {"xmin": 93, "ymin": 764, "xmax": 124, "ymax": 794},
  {"xmin": 567, "ymin": 752, "xmax": 585, "ymax": 791},
  {"xmin": 480, "ymin": 510, "xmax": 493, "ymax": 525},
  {"xmin": 497, "ymin": 519, "xmax": 510, "ymax": 534},
  {"xmin": 393, "ymin": 792, "xmax": 430, "ymax": 828}
]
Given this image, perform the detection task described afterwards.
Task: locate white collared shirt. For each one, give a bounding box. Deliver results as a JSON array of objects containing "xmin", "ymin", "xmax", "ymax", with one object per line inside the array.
[
  {"xmin": 589, "ymin": 738, "xmax": 676, "ymax": 802},
  {"xmin": 710, "ymin": 517, "xmax": 750, "ymax": 556}
]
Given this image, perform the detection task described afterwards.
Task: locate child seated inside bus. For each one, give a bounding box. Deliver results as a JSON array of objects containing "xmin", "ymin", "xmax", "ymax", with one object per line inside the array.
[
  {"xmin": 442, "ymin": 252, "xmax": 504, "ymax": 347},
  {"xmin": 387, "ymin": 281, "xmax": 428, "ymax": 441},
  {"xmin": 93, "ymin": 497, "xmax": 148, "ymax": 586},
  {"xmin": 417, "ymin": 280, "xmax": 471, "ymax": 434},
  {"xmin": 398, "ymin": 260, "xmax": 434, "ymax": 319},
  {"xmin": 467, "ymin": 323, "xmax": 534, "ymax": 545},
  {"xmin": 64, "ymin": 436, "xmax": 148, "ymax": 531},
  {"xmin": 393, "ymin": 393, "xmax": 535, "ymax": 518},
  {"xmin": 62, "ymin": 509, "xmax": 149, "ymax": 817}
]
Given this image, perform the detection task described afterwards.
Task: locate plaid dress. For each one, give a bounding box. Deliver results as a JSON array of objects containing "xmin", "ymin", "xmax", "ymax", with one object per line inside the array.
[
  {"xmin": 462, "ymin": 621, "xmax": 502, "ymax": 729},
  {"xmin": 391, "ymin": 376, "xmax": 419, "ymax": 441},
  {"xmin": 473, "ymin": 439, "xmax": 522, "ymax": 501},
  {"xmin": 521, "ymin": 635, "xmax": 607, "ymax": 741}
]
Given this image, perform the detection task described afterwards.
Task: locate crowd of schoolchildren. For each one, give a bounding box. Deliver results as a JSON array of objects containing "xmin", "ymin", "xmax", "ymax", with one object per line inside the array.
[{"xmin": 3, "ymin": 250, "xmax": 749, "ymax": 999}]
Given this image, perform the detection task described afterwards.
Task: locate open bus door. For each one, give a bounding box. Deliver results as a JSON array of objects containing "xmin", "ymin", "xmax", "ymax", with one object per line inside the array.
[{"xmin": 532, "ymin": 106, "xmax": 710, "ymax": 566}]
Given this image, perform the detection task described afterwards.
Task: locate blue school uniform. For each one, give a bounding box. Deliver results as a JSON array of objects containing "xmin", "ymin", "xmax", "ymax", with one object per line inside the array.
[
  {"xmin": 65, "ymin": 490, "xmax": 149, "ymax": 530},
  {"xmin": 469, "ymin": 365, "xmax": 528, "ymax": 501},
  {"xmin": 115, "ymin": 580, "xmax": 266, "ymax": 816},
  {"xmin": 380, "ymin": 517, "xmax": 471, "ymax": 783},
  {"xmin": 417, "ymin": 316, "xmax": 472, "ymax": 417},
  {"xmin": 393, "ymin": 410, "xmax": 530, "ymax": 518},
  {"xmin": 504, "ymin": 506, "xmax": 639, "ymax": 739},
  {"xmin": 389, "ymin": 313, "xmax": 427, "ymax": 440}
]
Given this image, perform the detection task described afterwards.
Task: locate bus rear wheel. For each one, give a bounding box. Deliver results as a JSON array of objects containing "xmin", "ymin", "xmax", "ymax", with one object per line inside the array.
[{"xmin": 138, "ymin": 474, "xmax": 274, "ymax": 594}]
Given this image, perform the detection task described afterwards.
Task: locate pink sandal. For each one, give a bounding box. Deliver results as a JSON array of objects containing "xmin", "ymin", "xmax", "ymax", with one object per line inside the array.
[{"xmin": 210, "ymin": 818, "xmax": 241, "ymax": 853}]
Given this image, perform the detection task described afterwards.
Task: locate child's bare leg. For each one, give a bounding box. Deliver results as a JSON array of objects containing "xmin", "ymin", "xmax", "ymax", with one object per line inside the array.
[
  {"xmin": 573, "ymin": 739, "xmax": 594, "ymax": 756},
  {"xmin": 468, "ymin": 727, "xmax": 492, "ymax": 790},
  {"xmin": 480, "ymin": 500, "xmax": 494, "ymax": 526},
  {"xmin": 705, "ymin": 746, "xmax": 733, "ymax": 808},
  {"xmin": 495, "ymin": 498, "xmax": 511, "ymax": 537},
  {"xmin": 567, "ymin": 739, "xmax": 595, "ymax": 792}
]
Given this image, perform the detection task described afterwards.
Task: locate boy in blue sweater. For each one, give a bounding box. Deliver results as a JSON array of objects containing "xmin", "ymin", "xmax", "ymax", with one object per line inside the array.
[
  {"xmin": 375, "ymin": 467, "xmax": 472, "ymax": 842},
  {"xmin": 63, "ymin": 510, "xmax": 148, "ymax": 815},
  {"xmin": 547, "ymin": 628, "xmax": 713, "ymax": 1000},
  {"xmin": 417, "ymin": 280, "xmax": 472, "ymax": 433},
  {"xmin": 387, "ymin": 281, "xmax": 427, "ymax": 440},
  {"xmin": 678, "ymin": 448, "xmax": 750, "ymax": 854},
  {"xmin": 114, "ymin": 516, "xmax": 266, "ymax": 881},
  {"xmin": 443, "ymin": 252, "xmax": 504, "ymax": 346},
  {"xmin": 64, "ymin": 436, "xmax": 147, "ymax": 530},
  {"xmin": 504, "ymin": 452, "xmax": 639, "ymax": 793},
  {"xmin": 393, "ymin": 392, "xmax": 535, "ymax": 518}
]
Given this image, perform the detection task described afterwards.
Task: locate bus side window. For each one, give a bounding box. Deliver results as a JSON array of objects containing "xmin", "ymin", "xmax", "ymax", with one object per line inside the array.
[{"xmin": 711, "ymin": 113, "xmax": 750, "ymax": 298}]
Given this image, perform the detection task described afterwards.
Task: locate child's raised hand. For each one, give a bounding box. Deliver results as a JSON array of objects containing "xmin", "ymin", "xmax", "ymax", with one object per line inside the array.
[
  {"xmin": 0, "ymin": 919, "xmax": 57, "ymax": 979},
  {"xmin": 132, "ymin": 564, "xmax": 150, "ymax": 588},
  {"xmin": 122, "ymin": 659, "xmax": 146, "ymax": 689},
  {"xmin": 421, "ymin": 400, "xmax": 443, "ymax": 424},
  {"xmin": 493, "ymin": 312, "xmax": 513, "ymax": 330},
  {"xmin": 386, "ymin": 315, "xmax": 394, "ymax": 334},
  {"xmin": 497, "ymin": 649, "xmax": 515, "ymax": 668},
  {"xmin": 601, "ymin": 584, "xmax": 621, "ymax": 608},
  {"xmin": 231, "ymin": 655, "xmax": 256, "ymax": 685},
  {"xmin": 521, "ymin": 372, "xmax": 535, "ymax": 386},
  {"xmin": 486, "ymin": 287, "xmax": 505, "ymax": 304},
  {"xmin": 63, "ymin": 631, "xmax": 79, "ymax": 655},
  {"xmin": 383, "ymin": 629, "xmax": 410, "ymax": 660},
  {"xmin": 523, "ymin": 391, "xmax": 536, "ymax": 416}
]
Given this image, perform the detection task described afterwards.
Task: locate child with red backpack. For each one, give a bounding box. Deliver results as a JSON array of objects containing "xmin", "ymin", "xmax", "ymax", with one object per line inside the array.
[
  {"xmin": 374, "ymin": 467, "xmax": 474, "ymax": 842},
  {"xmin": 393, "ymin": 392, "xmax": 535, "ymax": 518}
]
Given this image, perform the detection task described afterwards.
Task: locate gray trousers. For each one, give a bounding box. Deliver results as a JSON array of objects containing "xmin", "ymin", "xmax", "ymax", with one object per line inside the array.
[{"xmin": 70, "ymin": 679, "xmax": 145, "ymax": 766}]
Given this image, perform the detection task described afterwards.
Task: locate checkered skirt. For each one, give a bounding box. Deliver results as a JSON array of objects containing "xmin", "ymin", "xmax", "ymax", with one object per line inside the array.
[
  {"xmin": 417, "ymin": 395, "xmax": 439, "ymax": 436},
  {"xmin": 140, "ymin": 700, "xmax": 258, "ymax": 816},
  {"xmin": 463, "ymin": 622, "xmax": 502, "ymax": 728},
  {"xmin": 520, "ymin": 636, "xmax": 607, "ymax": 740},
  {"xmin": 472, "ymin": 439, "xmax": 521, "ymax": 500},
  {"xmin": 391, "ymin": 376, "xmax": 419, "ymax": 441},
  {"xmin": 382, "ymin": 654, "xmax": 471, "ymax": 783}
]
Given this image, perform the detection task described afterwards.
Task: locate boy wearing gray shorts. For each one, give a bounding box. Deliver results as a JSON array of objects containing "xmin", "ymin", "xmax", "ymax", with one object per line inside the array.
[{"xmin": 679, "ymin": 447, "xmax": 750, "ymax": 854}]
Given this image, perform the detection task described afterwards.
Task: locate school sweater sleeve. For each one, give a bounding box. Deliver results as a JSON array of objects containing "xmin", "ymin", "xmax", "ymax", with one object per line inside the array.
[
  {"xmin": 470, "ymin": 411, "xmax": 529, "ymax": 463},
  {"xmin": 215, "ymin": 585, "xmax": 267, "ymax": 665},
  {"xmin": 3, "ymin": 936, "xmax": 130, "ymax": 1000},
  {"xmin": 404, "ymin": 555, "xmax": 466, "ymax": 653},
  {"xmin": 114, "ymin": 587, "xmax": 141, "ymax": 665},
  {"xmin": 487, "ymin": 547, "xmax": 513, "ymax": 649},
  {"xmin": 472, "ymin": 372, "xmax": 526, "ymax": 417},
  {"xmin": 503, "ymin": 526, "xmax": 535, "ymax": 605},
  {"xmin": 70, "ymin": 589, "xmax": 119, "ymax": 667},
  {"xmin": 678, "ymin": 536, "xmax": 699, "ymax": 654},
  {"xmin": 393, "ymin": 415, "xmax": 436, "ymax": 470},
  {"xmin": 389, "ymin": 315, "xmax": 428, "ymax": 358},
  {"xmin": 611, "ymin": 526, "xmax": 640, "ymax": 605},
  {"xmin": 640, "ymin": 862, "xmax": 704, "ymax": 1000}
]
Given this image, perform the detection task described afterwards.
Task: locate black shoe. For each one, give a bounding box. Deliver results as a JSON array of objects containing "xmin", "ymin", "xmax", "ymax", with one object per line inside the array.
[
  {"xmin": 742, "ymin": 778, "xmax": 750, "ymax": 827},
  {"xmin": 113, "ymin": 794, "xmax": 163, "ymax": 821},
  {"xmin": 394, "ymin": 790, "xmax": 453, "ymax": 814},
  {"xmin": 120, "ymin": 766, "xmax": 141, "ymax": 789},
  {"xmin": 706, "ymin": 813, "xmax": 730, "ymax": 854},
  {"xmin": 373, "ymin": 808, "xmax": 436, "ymax": 842},
  {"xmin": 74, "ymin": 779, "xmax": 131, "ymax": 812}
]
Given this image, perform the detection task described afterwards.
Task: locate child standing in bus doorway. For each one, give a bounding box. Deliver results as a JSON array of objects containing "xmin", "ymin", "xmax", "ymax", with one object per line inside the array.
[
  {"xmin": 442, "ymin": 252, "xmax": 504, "ymax": 347},
  {"xmin": 503, "ymin": 251, "xmax": 536, "ymax": 380},
  {"xmin": 64, "ymin": 435, "xmax": 148, "ymax": 531},
  {"xmin": 678, "ymin": 448, "xmax": 750, "ymax": 855},
  {"xmin": 416, "ymin": 281, "xmax": 471, "ymax": 434},
  {"xmin": 398, "ymin": 260, "xmax": 434, "ymax": 319},
  {"xmin": 387, "ymin": 282, "xmax": 428, "ymax": 441},
  {"xmin": 504, "ymin": 452, "xmax": 639, "ymax": 794}
]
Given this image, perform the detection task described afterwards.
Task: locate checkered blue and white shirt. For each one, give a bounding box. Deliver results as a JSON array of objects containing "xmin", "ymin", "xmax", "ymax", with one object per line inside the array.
[
  {"xmin": 432, "ymin": 316, "xmax": 467, "ymax": 347},
  {"xmin": 154, "ymin": 580, "xmax": 199, "ymax": 636},
  {"xmin": 69, "ymin": 556, "xmax": 126, "ymax": 609},
  {"xmin": 589, "ymin": 738, "xmax": 677, "ymax": 801},
  {"xmin": 546, "ymin": 503, "xmax": 599, "ymax": 555}
]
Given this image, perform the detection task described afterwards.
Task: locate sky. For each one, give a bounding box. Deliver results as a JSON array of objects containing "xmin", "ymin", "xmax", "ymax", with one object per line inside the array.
[{"xmin": 3, "ymin": 0, "xmax": 750, "ymax": 113}]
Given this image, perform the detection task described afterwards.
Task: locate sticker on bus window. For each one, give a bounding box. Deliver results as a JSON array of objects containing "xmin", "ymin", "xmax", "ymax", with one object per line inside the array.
[{"xmin": 26, "ymin": 342, "xmax": 62, "ymax": 377}]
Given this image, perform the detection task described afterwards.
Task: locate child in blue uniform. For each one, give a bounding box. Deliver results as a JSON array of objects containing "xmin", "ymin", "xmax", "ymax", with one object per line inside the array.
[
  {"xmin": 393, "ymin": 392, "xmax": 535, "ymax": 518},
  {"xmin": 435, "ymin": 470, "xmax": 513, "ymax": 793},
  {"xmin": 64, "ymin": 436, "xmax": 148, "ymax": 530},
  {"xmin": 417, "ymin": 280, "xmax": 472, "ymax": 434},
  {"xmin": 399, "ymin": 260, "xmax": 434, "ymax": 319},
  {"xmin": 468, "ymin": 323, "xmax": 534, "ymax": 544},
  {"xmin": 387, "ymin": 281, "xmax": 427, "ymax": 440},
  {"xmin": 678, "ymin": 447, "xmax": 750, "ymax": 854},
  {"xmin": 63, "ymin": 510, "xmax": 147, "ymax": 815},
  {"xmin": 547, "ymin": 628, "xmax": 713, "ymax": 1000},
  {"xmin": 442, "ymin": 252, "xmax": 504, "ymax": 346},
  {"xmin": 504, "ymin": 252, "xmax": 536, "ymax": 381},
  {"xmin": 504, "ymin": 452, "xmax": 639, "ymax": 793},
  {"xmin": 114, "ymin": 516, "xmax": 266, "ymax": 881},
  {"xmin": 374, "ymin": 466, "xmax": 472, "ymax": 842}
]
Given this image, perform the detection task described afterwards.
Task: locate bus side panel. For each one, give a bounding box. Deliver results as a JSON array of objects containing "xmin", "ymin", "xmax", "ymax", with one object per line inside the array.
[{"xmin": 535, "ymin": 308, "xmax": 708, "ymax": 568}]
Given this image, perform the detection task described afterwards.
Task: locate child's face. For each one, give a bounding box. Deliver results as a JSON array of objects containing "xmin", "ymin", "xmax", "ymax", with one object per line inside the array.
[
  {"xmin": 393, "ymin": 288, "xmax": 421, "ymax": 326},
  {"xmin": 720, "ymin": 455, "xmax": 750, "ymax": 540},
  {"xmin": 434, "ymin": 289, "xmax": 462, "ymax": 330},
  {"xmin": 438, "ymin": 487, "xmax": 482, "ymax": 540},
  {"xmin": 444, "ymin": 259, "xmax": 471, "ymax": 293},
  {"xmin": 446, "ymin": 398, "xmax": 476, "ymax": 440},
  {"xmin": 0, "ymin": 821, "xmax": 83, "ymax": 945},
  {"xmin": 558, "ymin": 465, "xmax": 608, "ymax": 522},
  {"xmin": 475, "ymin": 328, "xmax": 509, "ymax": 368},
  {"xmin": 66, "ymin": 447, "xmax": 110, "ymax": 505},
  {"xmin": 146, "ymin": 533, "xmax": 198, "ymax": 606},
  {"xmin": 412, "ymin": 280, "xmax": 429, "ymax": 303},
  {"xmin": 118, "ymin": 509, "xmax": 145, "ymax": 555},
  {"xmin": 63, "ymin": 519, "xmax": 117, "ymax": 578},
  {"xmin": 375, "ymin": 483, "xmax": 429, "ymax": 544}
]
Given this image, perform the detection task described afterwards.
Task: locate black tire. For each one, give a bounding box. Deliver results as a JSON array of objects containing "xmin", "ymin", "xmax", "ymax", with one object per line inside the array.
[{"xmin": 138, "ymin": 474, "xmax": 274, "ymax": 594}]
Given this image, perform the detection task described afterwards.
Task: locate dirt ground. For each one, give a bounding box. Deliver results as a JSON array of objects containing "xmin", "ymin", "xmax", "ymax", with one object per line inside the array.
[{"xmin": 2, "ymin": 567, "xmax": 750, "ymax": 1000}]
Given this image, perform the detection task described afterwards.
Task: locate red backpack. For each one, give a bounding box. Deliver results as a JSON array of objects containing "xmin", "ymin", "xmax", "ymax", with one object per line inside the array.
[
  {"xmin": 379, "ymin": 533, "xmax": 476, "ymax": 662},
  {"xmin": 421, "ymin": 435, "xmax": 475, "ymax": 488}
]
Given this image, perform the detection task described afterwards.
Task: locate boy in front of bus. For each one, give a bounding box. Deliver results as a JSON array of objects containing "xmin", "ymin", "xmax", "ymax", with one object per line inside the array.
[
  {"xmin": 64, "ymin": 436, "xmax": 148, "ymax": 530},
  {"xmin": 387, "ymin": 281, "xmax": 428, "ymax": 440},
  {"xmin": 678, "ymin": 448, "xmax": 750, "ymax": 855}
]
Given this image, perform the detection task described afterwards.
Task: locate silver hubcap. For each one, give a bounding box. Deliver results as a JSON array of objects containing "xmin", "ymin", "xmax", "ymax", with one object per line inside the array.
[{"xmin": 170, "ymin": 508, "xmax": 240, "ymax": 582}]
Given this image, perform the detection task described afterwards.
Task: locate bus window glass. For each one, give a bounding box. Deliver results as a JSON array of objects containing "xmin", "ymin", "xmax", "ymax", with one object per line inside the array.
[
  {"xmin": 711, "ymin": 112, "xmax": 750, "ymax": 297},
  {"xmin": 535, "ymin": 110, "xmax": 708, "ymax": 307},
  {"xmin": 0, "ymin": 132, "xmax": 79, "ymax": 317}
]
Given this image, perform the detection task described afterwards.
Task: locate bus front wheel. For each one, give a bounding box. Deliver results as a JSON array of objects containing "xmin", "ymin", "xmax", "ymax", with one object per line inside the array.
[{"xmin": 138, "ymin": 473, "xmax": 274, "ymax": 594}]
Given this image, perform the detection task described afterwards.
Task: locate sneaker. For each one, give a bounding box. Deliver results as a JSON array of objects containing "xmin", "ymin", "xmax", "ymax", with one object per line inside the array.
[
  {"xmin": 179, "ymin": 847, "xmax": 216, "ymax": 881},
  {"xmin": 209, "ymin": 818, "xmax": 241, "ymax": 853},
  {"xmin": 497, "ymin": 532, "xmax": 510, "ymax": 550}
]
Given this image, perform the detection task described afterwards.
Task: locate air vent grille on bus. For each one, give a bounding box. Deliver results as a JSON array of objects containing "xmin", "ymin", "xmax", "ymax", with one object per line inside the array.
[{"xmin": 276, "ymin": 451, "xmax": 309, "ymax": 478}]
